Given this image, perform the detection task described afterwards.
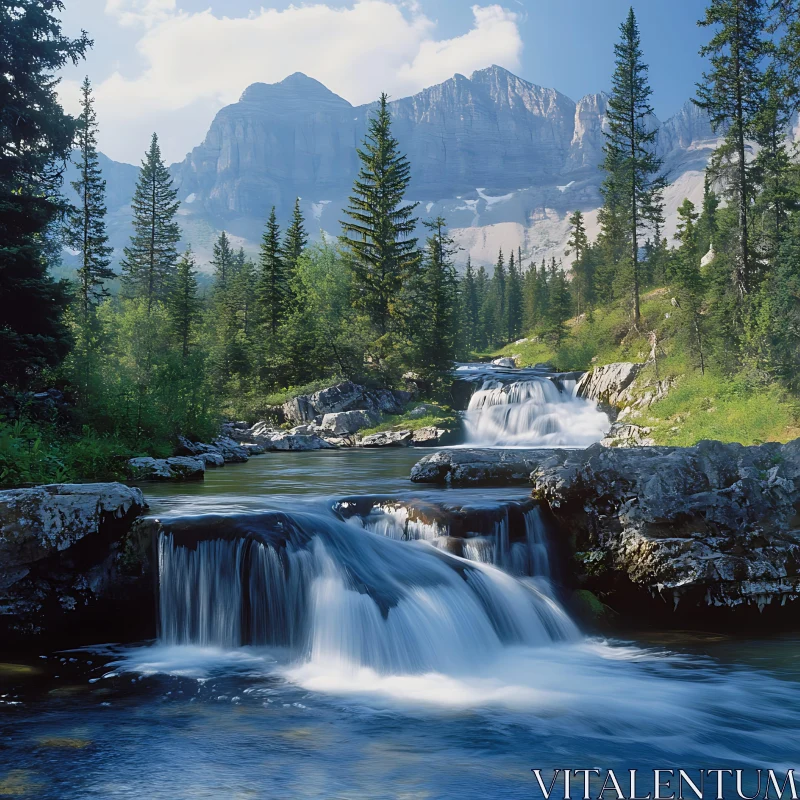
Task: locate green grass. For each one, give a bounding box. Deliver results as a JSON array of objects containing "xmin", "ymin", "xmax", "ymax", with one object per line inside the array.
[
  {"xmin": 490, "ymin": 287, "xmax": 800, "ymax": 447},
  {"xmin": 359, "ymin": 403, "xmax": 459, "ymax": 436}
]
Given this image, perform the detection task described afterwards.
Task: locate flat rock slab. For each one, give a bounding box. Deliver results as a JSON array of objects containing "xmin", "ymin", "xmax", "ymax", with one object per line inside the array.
[{"xmin": 411, "ymin": 448, "xmax": 565, "ymax": 485}]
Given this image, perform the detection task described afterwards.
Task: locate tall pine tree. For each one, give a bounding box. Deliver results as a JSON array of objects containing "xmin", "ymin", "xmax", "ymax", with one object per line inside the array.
[
  {"xmin": 168, "ymin": 248, "xmax": 201, "ymax": 360},
  {"xmin": 66, "ymin": 77, "xmax": 114, "ymax": 321},
  {"xmin": 121, "ymin": 133, "xmax": 181, "ymax": 312},
  {"xmin": 257, "ymin": 207, "xmax": 287, "ymax": 337},
  {"xmin": 695, "ymin": 0, "xmax": 768, "ymax": 296},
  {"xmin": 0, "ymin": 0, "xmax": 89, "ymax": 387},
  {"xmin": 601, "ymin": 8, "xmax": 665, "ymax": 323},
  {"xmin": 341, "ymin": 94, "xmax": 419, "ymax": 337}
]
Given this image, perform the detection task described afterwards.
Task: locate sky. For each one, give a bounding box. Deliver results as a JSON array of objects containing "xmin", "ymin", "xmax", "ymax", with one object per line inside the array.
[{"xmin": 56, "ymin": 0, "xmax": 711, "ymax": 166}]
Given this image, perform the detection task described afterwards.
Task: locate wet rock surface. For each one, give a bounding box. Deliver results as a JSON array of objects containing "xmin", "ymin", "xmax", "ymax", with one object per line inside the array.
[
  {"xmin": 0, "ymin": 484, "xmax": 151, "ymax": 646},
  {"xmin": 411, "ymin": 448, "xmax": 562, "ymax": 485},
  {"xmin": 531, "ymin": 440, "xmax": 800, "ymax": 623},
  {"xmin": 126, "ymin": 456, "xmax": 206, "ymax": 482}
]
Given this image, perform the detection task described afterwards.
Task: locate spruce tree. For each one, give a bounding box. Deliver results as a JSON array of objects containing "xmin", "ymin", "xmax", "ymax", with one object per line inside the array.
[
  {"xmin": 412, "ymin": 217, "xmax": 459, "ymax": 383},
  {"xmin": 545, "ymin": 259, "xmax": 572, "ymax": 346},
  {"xmin": 505, "ymin": 250, "xmax": 523, "ymax": 342},
  {"xmin": 474, "ymin": 265, "xmax": 490, "ymax": 349},
  {"xmin": 121, "ymin": 133, "xmax": 181, "ymax": 312},
  {"xmin": 492, "ymin": 249, "xmax": 507, "ymax": 342},
  {"xmin": 0, "ymin": 0, "xmax": 89, "ymax": 387},
  {"xmin": 341, "ymin": 93, "xmax": 419, "ymax": 336},
  {"xmin": 211, "ymin": 231, "xmax": 235, "ymax": 289},
  {"xmin": 257, "ymin": 207, "xmax": 287, "ymax": 336},
  {"xmin": 168, "ymin": 248, "xmax": 201, "ymax": 359},
  {"xmin": 283, "ymin": 197, "xmax": 308, "ymax": 288},
  {"xmin": 566, "ymin": 210, "xmax": 592, "ymax": 314},
  {"xmin": 670, "ymin": 199, "xmax": 707, "ymax": 373},
  {"xmin": 459, "ymin": 257, "xmax": 480, "ymax": 356},
  {"xmin": 601, "ymin": 8, "xmax": 665, "ymax": 323},
  {"xmin": 66, "ymin": 77, "xmax": 114, "ymax": 321},
  {"xmin": 695, "ymin": 0, "xmax": 768, "ymax": 295}
]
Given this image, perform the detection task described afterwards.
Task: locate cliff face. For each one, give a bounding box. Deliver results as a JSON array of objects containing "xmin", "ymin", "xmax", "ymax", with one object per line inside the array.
[{"xmin": 77, "ymin": 66, "xmax": 720, "ymax": 269}]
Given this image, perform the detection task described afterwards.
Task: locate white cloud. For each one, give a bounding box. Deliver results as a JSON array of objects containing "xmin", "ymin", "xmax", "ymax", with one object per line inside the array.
[{"xmin": 59, "ymin": 1, "xmax": 523, "ymax": 164}]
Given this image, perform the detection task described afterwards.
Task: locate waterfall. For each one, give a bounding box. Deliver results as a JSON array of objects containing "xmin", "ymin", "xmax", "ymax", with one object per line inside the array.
[
  {"xmin": 464, "ymin": 375, "xmax": 610, "ymax": 447},
  {"xmin": 156, "ymin": 509, "xmax": 579, "ymax": 673}
]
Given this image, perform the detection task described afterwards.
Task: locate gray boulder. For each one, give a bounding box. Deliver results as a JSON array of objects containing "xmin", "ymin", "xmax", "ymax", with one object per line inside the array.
[
  {"xmin": 126, "ymin": 456, "xmax": 205, "ymax": 482},
  {"xmin": 197, "ymin": 451, "xmax": 225, "ymax": 467},
  {"xmin": 491, "ymin": 357, "xmax": 517, "ymax": 368},
  {"xmin": 531, "ymin": 440, "xmax": 800, "ymax": 618},
  {"xmin": 359, "ymin": 430, "xmax": 414, "ymax": 448},
  {"xmin": 411, "ymin": 426, "xmax": 448, "ymax": 446},
  {"xmin": 260, "ymin": 432, "xmax": 335, "ymax": 451},
  {"xmin": 600, "ymin": 422, "xmax": 655, "ymax": 448},
  {"xmin": 0, "ymin": 483, "xmax": 149, "ymax": 643},
  {"xmin": 212, "ymin": 436, "xmax": 250, "ymax": 463},
  {"xmin": 576, "ymin": 362, "xmax": 643, "ymax": 408},
  {"xmin": 281, "ymin": 382, "xmax": 411, "ymax": 425},
  {"xmin": 320, "ymin": 410, "xmax": 375, "ymax": 436},
  {"xmin": 411, "ymin": 448, "xmax": 560, "ymax": 484}
]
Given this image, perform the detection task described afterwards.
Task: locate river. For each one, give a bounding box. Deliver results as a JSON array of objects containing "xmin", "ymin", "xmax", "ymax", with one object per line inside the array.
[{"xmin": 1, "ymin": 370, "xmax": 799, "ymax": 799}]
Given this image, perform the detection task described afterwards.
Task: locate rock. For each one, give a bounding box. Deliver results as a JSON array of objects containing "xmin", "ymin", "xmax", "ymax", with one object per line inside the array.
[
  {"xmin": 408, "ymin": 403, "xmax": 438, "ymax": 419},
  {"xmin": 175, "ymin": 435, "xmax": 203, "ymax": 457},
  {"xmin": 250, "ymin": 421, "xmax": 280, "ymax": 438},
  {"xmin": 126, "ymin": 456, "xmax": 206, "ymax": 482},
  {"xmin": 411, "ymin": 427, "xmax": 448, "ymax": 446},
  {"xmin": 320, "ymin": 410, "xmax": 375, "ymax": 436},
  {"xmin": 197, "ymin": 451, "xmax": 225, "ymax": 468},
  {"xmin": 0, "ymin": 483, "xmax": 150, "ymax": 645},
  {"xmin": 281, "ymin": 382, "xmax": 411, "ymax": 425},
  {"xmin": 359, "ymin": 431, "xmax": 414, "ymax": 448},
  {"xmin": 531, "ymin": 439, "xmax": 800, "ymax": 621},
  {"xmin": 600, "ymin": 422, "xmax": 655, "ymax": 448},
  {"xmin": 241, "ymin": 443, "xmax": 267, "ymax": 456},
  {"xmin": 259, "ymin": 433, "xmax": 335, "ymax": 451},
  {"xmin": 491, "ymin": 357, "xmax": 517, "ymax": 368},
  {"xmin": 576, "ymin": 362, "xmax": 643, "ymax": 408},
  {"xmin": 212, "ymin": 436, "xmax": 250, "ymax": 463},
  {"xmin": 411, "ymin": 448, "xmax": 562, "ymax": 485},
  {"xmin": 289, "ymin": 424, "xmax": 317, "ymax": 435}
]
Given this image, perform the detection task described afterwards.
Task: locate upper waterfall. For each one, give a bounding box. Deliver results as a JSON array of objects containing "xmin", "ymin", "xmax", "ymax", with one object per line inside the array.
[{"xmin": 457, "ymin": 364, "xmax": 610, "ymax": 448}]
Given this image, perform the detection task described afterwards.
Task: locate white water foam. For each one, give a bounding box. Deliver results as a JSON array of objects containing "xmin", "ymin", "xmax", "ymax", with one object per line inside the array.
[{"xmin": 464, "ymin": 377, "xmax": 609, "ymax": 448}]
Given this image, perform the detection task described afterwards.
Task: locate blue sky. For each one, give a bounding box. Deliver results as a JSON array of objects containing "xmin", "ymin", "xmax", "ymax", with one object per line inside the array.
[{"xmin": 58, "ymin": 1, "xmax": 711, "ymax": 165}]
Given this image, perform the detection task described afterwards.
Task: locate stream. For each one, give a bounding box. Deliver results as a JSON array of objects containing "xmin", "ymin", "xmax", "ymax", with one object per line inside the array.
[{"xmin": 1, "ymin": 370, "xmax": 799, "ymax": 799}]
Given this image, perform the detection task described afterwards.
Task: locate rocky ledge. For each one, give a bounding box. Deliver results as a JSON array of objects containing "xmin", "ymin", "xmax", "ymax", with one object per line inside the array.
[
  {"xmin": 411, "ymin": 448, "xmax": 560, "ymax": 485},
  {"xmin": 531, "ymin": 440, "xmax": 800, "ymax": 624},
  {"xmin": 0, "ymin": 483, "xmax": 152, "ymax": 646}
]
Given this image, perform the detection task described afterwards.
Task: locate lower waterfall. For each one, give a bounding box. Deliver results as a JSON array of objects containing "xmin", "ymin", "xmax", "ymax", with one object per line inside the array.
[
  {"xmin": 156, "ymin": 508, "xmax": 578, "ymax": 675},
  {"xmin": 463, "ymin": 374, "xmax": 609, "ymax": 448}
]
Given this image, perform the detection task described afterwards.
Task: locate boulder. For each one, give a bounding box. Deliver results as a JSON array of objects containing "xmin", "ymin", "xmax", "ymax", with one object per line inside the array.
[
  {"xmin": 359, "ymin": 430, "xmax": 414, "ymax": 448},
  {"xmin": 491, "ymin": 357, "xmax": 517, "ymax": 368},
  {"xmin": 0, "ymin": 483, "xmax": 150, "ymax": 644},
  {"xmin": 197, "ymin": 451, "xmax": 225, "ymax": 468},
  {"xmin": 320, "ymin": 410, "xmax": 375, "ymax": 436},
  {"xmin": 126, "ymin": 456, "xmax": 205, "ymax": 482},
  {"xmin": 259, "ymin": 433, "xmax": 336, "ymax": 451},
  {"xmin": 576, "ymin": 362, "xmax": 643, "ymax": 408},
  {"xmin": 411, "ymin": 427, "xmax": 448, "ymax": 446},
  {"xmin": 411, "ymin": 448, "xmax": 561, "ymax": 484},
  {"xmin": 242, "ymin": 442, "xmax": 267, "ymax": 456},
  {"xmin": 212, "ymin": 436, "xmax": 250, "ymax": 463},
  {"xmin": 600, "ymin": 422, "xmax": 655, "ymax": 448},
  {"xmin": 281, "ymin": 382, "xmax": 412, "ymax": 425},
  {"xmin": 531, "ymin": 439, "xmax": 800, "ymax": 622}
]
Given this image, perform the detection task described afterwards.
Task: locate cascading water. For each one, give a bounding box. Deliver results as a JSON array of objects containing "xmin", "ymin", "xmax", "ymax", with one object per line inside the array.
[
  {"xmin": 156, "ymin": 508, "xmax": 578, "ymax": 675},
  {"xmin": 460, "ymin": 365, "xmax": 610, "ymax": 447}
]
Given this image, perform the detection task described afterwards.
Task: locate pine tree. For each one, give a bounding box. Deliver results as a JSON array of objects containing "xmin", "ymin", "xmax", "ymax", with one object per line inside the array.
[
  {"xmin": 505, "ymin": 250, "xmax": 523, "ymax": 342},
  {"xmin": 121, "ymin": 133, "xmax": 181, "ymax": 312},
  {"xmin": 211, "ymin": 231, "xmax": 235, "ymax": 289},
  {"xmin": 66, "ymin": 77, "xmax": 114, "ymax": 321},
  {"xmin": 601, "ymin": 8, "xmax": 665, "ymax": 323},
  {"xmin": 492, "ymin": 249, "xmax": 507, "ymax": 342},
  {"xmin": 168, "ymin": 248, "xmax": 201, "ymax": 359},
  {"xmin": 695, "ymin": 0, "xmax": 768, "ymax": 296},
  {"xmin": 257, "ymin": 207, "xmax": 287, "ymax": 337},
  {"xmin": 412, "ymin": 217, "xmax": 459, "ymax": 383},
  {"xmin": 670, "ymin": 199, "xmax": 707, "ymax": 373},
  {"xmin": 474, "ymin": 265, "xmax": 490, "ymax": 349},
  {"xmin": 283, "ymin": 197, "xmax": 308, "ymax": 290},
  {"xmin": 566, "ymin": 210, "xmax": 593, "ymax": 314},
  {"xmin": 341, "ymin": 93, "xmax": 419, "ymax": 336},
  {"xmin": 0, "ymin": 1, "xmax": 89, "ymax": 387},
  {"xmin": 545, "ymin": 259, "xmax": 572, "ymax": 346},
  {"xmin": 459, "ymin": 257, "xmax": 480, "ymax": 356}
]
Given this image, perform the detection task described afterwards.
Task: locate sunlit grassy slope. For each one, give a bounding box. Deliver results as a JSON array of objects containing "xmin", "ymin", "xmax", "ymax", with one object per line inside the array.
[{"xmin": 493, "ymin": 289, "xmax": 800, "ymax": 446}]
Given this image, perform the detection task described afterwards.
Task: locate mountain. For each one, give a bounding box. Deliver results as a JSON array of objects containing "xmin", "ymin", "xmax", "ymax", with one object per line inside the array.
[{"xmin": 69, "ymin": 66, "xmax": 722, "ymax": 271}]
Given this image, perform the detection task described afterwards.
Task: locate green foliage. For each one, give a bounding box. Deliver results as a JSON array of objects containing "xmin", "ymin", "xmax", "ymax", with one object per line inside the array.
[
  {"xmin": 359, "ymin": 403, "xmax": 458, "ymax": 436},
  {"xmin": 341, "ymin": 93, "xmax": 419, "ymax": 339},
  {"xmin": 0, "ymin": 0, "xmax": 89, "ymax": 388},
  {"xmin": 121, "ymin": 133, "xmax": 180, "ymax": 311}
]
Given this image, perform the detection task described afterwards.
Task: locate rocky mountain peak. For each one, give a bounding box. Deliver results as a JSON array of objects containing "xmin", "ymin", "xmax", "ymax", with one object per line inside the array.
[{"xmin": 239, "ymin": 72, "xmax": 351, "ymax": 109}]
